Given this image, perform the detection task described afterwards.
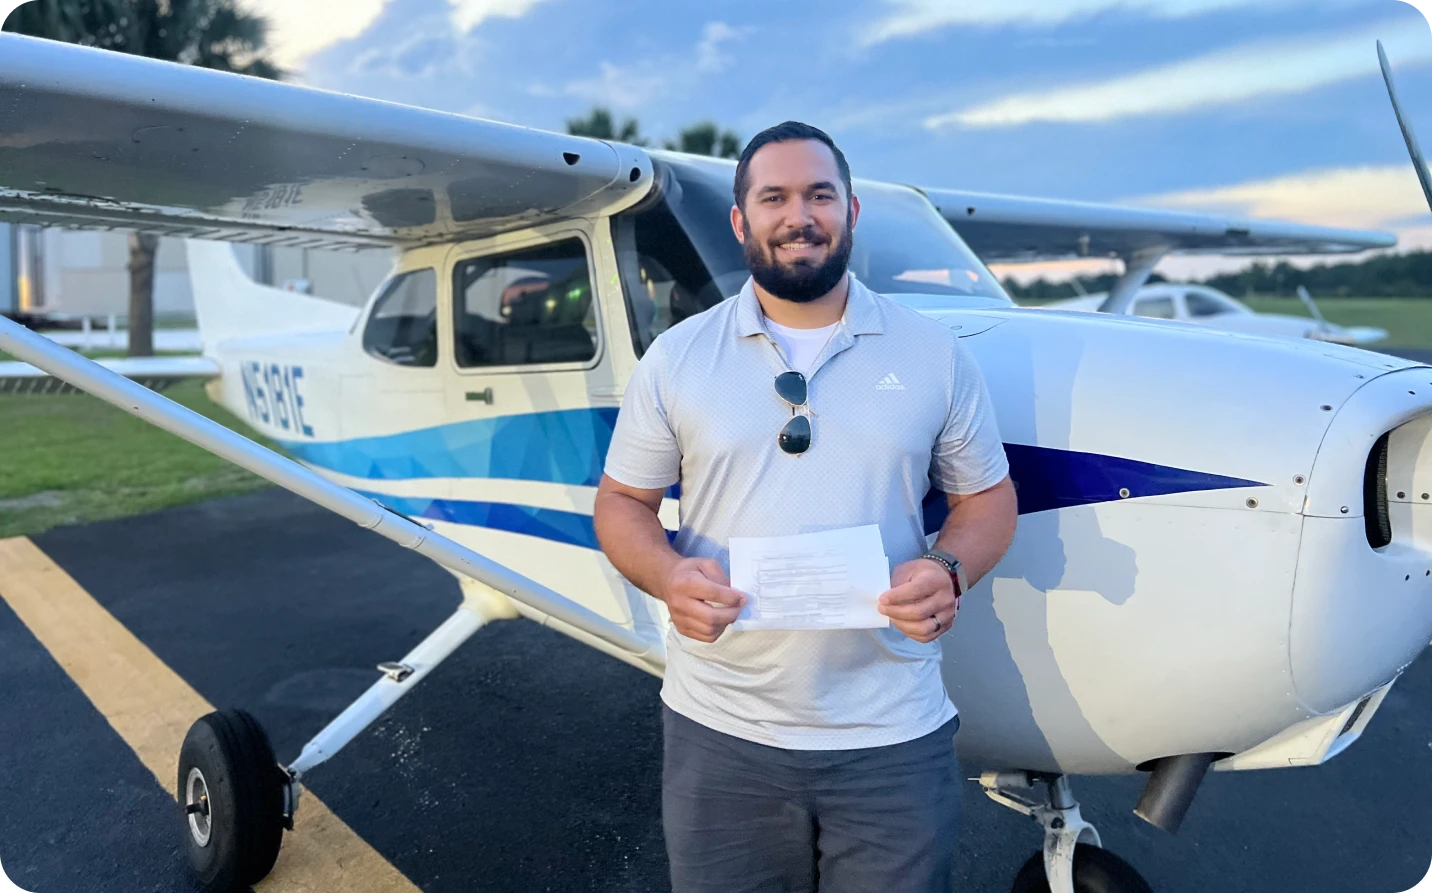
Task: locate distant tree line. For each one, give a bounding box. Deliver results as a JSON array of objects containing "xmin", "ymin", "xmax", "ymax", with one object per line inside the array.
[
  {"xmin": 1001, "ymin": 250, "xmax": 1432, "ymax": 301},
  {"xmin": 566, "ymin": 106, "xmax": 742, "ymax": 158}
]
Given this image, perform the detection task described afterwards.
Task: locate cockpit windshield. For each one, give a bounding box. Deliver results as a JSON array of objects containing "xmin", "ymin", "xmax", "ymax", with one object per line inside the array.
[{"xmin": 613, "ymin": 153, "xmax": 1010, "ymax": 355}]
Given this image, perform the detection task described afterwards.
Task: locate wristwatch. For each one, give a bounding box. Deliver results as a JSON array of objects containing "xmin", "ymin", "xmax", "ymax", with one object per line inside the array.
[{"xmin": 919, "ymin": 548, "xmax": 967, "ymax": 608}]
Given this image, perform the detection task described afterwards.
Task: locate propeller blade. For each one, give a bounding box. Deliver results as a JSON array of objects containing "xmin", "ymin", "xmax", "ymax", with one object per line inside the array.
[{"xmin": 1378, "ymin": 39, "xmax": 1432, "ymax": 214}]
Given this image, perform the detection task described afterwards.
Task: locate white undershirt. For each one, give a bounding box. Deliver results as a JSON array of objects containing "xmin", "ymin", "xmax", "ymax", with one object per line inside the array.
[{"xmin": 766, "ymin": 320, "xmax": 839, "ymax": 376}]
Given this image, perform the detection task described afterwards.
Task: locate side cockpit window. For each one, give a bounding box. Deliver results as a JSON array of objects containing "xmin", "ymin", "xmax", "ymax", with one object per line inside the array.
[
  {"xmin": 363, "ymin": 268, "xmax": 438, "ymax": 367},
  {"xmin": 452, "ymin": 239, "xmax": 598, "ymax": 368}
]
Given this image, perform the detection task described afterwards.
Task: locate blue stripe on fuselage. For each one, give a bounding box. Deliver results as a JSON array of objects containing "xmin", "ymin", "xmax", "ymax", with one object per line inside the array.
[
  {"xmin": 920, "ymin": 443, "xmax": 1266, "ymax": 535},
  {"xmin": 326, "ymin": 409, "xmax": 1267, "ymax": 551},
  {"xmin": 282, "ymin": 407, "xmax": 621, "ymax": 486}
]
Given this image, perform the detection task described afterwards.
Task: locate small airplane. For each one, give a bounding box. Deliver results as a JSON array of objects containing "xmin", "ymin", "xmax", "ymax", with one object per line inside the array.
[
  {"xmin": 1037, "ymin": 283, "xmax": 1390, "ymax": 346},
  {"xmin": 1, "ymin": 32, "xmax": 1430, "ymax": 893}
]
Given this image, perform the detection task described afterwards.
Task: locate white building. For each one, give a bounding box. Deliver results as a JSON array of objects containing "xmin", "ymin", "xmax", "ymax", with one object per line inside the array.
[{"xmin": 0, "ymin": 223, "xmax": 396, "ymax": 318}]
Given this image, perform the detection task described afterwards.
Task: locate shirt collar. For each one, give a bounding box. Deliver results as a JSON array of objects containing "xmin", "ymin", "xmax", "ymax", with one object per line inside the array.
[{"xmin": 734, "ymin": 272, "xmax": 886, "ymax": 339}]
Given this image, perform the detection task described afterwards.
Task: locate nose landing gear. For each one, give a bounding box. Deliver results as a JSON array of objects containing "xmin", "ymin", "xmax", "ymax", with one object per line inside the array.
[
  {"xmin": 982, "ymin": 772, "xmax": 1153, "ymax": 893},
  {"xmin": 1011, "ymin": 845, "xmax": 1153, "ymax": 893},
  {"xmin": 177, "ymin": 709, "xmax": 289, "ymax": 893}
]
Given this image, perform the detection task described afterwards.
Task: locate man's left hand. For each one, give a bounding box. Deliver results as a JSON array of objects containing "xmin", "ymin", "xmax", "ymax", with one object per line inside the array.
[{"xmin": 878, "ymin": 559, "xmax": 957, "ymax": 643}]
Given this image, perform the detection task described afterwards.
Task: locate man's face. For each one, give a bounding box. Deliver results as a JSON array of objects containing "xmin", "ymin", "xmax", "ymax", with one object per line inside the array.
[{"xmin": 733, "ymin": 139, "xmax": 860, "ymax": 304}]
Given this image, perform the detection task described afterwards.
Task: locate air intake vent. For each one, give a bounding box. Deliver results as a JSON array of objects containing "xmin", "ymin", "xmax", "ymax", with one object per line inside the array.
[{"xmin": 1365, "ymin": 431, "xmax": 1392, "ymax": 549}]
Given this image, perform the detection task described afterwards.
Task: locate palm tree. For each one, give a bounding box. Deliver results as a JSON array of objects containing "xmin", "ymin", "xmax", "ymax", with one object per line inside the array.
[
  {"xmin": 4, "ymin": 0, "xmax": 280, "ymax": 357},
  {"xmin": 565, "ymin": 106, "xmax": 648, "ymax": 146},
  {"xmin": 664, "ymin": 122, "xmax": 741, "ymax": 159}
]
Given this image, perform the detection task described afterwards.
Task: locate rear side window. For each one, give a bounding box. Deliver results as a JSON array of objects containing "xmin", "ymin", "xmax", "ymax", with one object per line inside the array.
[
  {"xmin": 1133, "ymin": 296, "xmax": 1175, "ymax": 319},
  {"xmin": 363, "ymin": 268, "xmax": 438, "ymax": 367}
]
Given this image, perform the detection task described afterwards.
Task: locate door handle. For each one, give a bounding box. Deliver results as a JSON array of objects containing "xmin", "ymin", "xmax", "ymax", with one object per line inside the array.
[{"xmin": 466, "ymin": 388, "xmax": 494, "ymax": 405}]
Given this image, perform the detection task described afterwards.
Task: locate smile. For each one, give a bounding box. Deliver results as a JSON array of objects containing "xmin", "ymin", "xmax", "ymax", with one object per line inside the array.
[{"xmin": 776, "ymin": 241, "xmax": 825, "ymax": 255}]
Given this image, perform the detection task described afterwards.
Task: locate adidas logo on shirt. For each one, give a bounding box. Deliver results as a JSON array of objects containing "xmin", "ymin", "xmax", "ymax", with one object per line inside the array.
[{"xmin": 876, "ymin": 373, "xmax": 906, "ymax": 391}]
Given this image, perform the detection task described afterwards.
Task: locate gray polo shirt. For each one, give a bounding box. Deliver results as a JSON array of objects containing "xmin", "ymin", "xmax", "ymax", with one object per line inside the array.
[{"xmin": 604, "ymin": 274, "xmax": 1009, "ymax": 750}]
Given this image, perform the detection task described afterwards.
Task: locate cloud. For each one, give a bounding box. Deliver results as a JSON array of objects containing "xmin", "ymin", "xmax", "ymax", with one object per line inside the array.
[
  {"xmin": 238, "ymin": 0, "xmax": 389, "ymax": 71},
  {"xmin": 861, "ymin": 0, "xmax": 1263, "ymax": 45},
  {"xmin": 238, "ymin": 0, "xmax": 549, "ymax": 72},
  {"xmin": 927, "ymin": 17, "xmax": 1432, "ymax": 129},
  {"xmin": 562, "ymin": 61, "xmax": 670, "ymax": 110},
  {"xmin": 349, "ymin": 25, "xmax": 458, "ymax": 79},
  {"xmin": 695, "ymin": 21, "xmax": 753, "ymax": 73},
  {"xmin": 1133, "ymin": 165, "xmax": 1431, "ymax": 230},
  {"xmin": 447, "ymin": 0, "xmax": 553, "ymax": 32},
  {"xmin": 553, "ymin": 24, "xmax": 750, "ymax": 111}
]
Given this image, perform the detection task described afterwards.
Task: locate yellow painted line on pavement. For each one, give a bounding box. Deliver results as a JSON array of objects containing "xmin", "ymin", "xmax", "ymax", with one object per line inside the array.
[{"xmin": 0, "ymin": 536, "xmax": 421, "ymax": 893}]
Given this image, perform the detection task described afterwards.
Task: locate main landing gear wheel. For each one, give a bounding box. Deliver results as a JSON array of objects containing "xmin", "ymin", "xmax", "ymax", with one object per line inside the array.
[
  {"xmin": 178, "ymin": 709, "xmax": 287, "ymax": 893},
  {"xmin": 1011, "ymin": 845, "xmax": 1154, "ymax": 893}
]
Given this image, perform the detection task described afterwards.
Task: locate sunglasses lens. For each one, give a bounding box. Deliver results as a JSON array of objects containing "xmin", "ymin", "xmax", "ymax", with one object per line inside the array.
[
  {"xmin": 779, "ymin": 414, "xmax": 812, "ymax": 455},
  {"xmin": 774, "ymin": 371, "xmax": 807, "ymax": 407}
]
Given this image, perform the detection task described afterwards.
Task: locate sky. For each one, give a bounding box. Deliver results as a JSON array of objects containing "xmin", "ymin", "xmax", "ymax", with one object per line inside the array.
[{"xmin": 235, "ymin": 0, "xmax": 1432, "ymax": 282}]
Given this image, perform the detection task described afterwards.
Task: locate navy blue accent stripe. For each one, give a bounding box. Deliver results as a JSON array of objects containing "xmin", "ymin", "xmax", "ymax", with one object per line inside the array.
[
  {"xmin": 361, "ymin": 491, "xmax": 684, "ymax": 551},
  {"xmin": 360, "ymin": 492, "xmax": 601, "ymax": 550},
  {"xmin": 922, "ymin": 443, "xmax": 1267, "ymax": 534}
]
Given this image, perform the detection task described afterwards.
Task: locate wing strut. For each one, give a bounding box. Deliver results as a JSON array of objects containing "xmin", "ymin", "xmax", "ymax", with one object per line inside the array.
[
  {"xmin": 0, "ymin": 315, "xmax": 663, "ymax": 668},
  {"xmin": 1097, "ymin": 245, "xmax": 1171, "ymax": 314}
]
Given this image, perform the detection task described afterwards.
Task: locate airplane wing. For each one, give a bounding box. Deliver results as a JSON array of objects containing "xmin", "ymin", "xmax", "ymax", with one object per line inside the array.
[
  {"xmin": 0, "ymin": 355, "xmax": 219, "ymax": 394},
  {"xmin": 919, "ymin": 188, "xmax": 1397, "ymax": 263},
  {"xmin": 0, "ymin": 34, "xmax": 653, "ymax": 250}
]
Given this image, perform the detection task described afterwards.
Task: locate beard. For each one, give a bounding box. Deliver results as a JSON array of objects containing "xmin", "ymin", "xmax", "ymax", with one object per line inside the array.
[{"xmin": 743, "ymin": 213, "xmax": 854, "ymax": 304}]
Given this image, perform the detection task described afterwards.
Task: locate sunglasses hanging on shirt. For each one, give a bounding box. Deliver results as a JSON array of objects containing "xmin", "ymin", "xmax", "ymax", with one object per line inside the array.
[{"xmin": 774, "ymin": 371, "xmax": 812, "ymax": 455}]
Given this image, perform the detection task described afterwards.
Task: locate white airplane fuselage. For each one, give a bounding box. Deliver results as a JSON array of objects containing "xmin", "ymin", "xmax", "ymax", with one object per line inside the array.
[{"xmin": 191, "ymin": 219, "xmax": 1432, "ymax": 780}]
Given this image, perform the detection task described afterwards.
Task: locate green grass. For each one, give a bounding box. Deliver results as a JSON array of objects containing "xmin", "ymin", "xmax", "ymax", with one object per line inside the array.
[
  {"xmin": 1017, "ymin": 295, "xmax": 1432, "ymax": 350},
  {"xmin": 0, "ymin": 379, "xmax": 273, "ymax": 538}
]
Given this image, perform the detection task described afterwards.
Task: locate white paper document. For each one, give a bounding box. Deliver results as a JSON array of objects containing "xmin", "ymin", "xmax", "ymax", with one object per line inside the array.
[{"xmin": 728, "ymin": 525, "xmax": 891, "ymax": 631}]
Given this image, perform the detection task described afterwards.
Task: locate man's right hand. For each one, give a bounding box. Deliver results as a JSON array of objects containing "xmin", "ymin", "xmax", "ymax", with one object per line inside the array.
[{"xmin": 661, "ymin": 558, "xmax": 747, "ymax": 643}]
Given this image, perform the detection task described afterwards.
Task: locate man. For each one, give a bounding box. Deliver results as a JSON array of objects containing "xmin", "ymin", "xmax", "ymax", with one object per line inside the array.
[{"xmin": 593, "ymin": 121, "xmax": 1018, "ymax": 893}]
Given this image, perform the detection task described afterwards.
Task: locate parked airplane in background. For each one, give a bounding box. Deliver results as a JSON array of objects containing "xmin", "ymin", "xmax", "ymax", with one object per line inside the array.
[
  {"xmin": 1, "ymin": 33, "xmax": 1429, "ymax": 893},
  {"xmin": 1038, "ymin": 283, "xmax": 1390, "ymax": 346}
]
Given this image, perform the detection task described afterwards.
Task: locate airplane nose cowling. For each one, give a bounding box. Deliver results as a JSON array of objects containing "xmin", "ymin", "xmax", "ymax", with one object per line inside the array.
[{"xmin": 1291, "ymin": 366, "xmax": 1432, "ymax": 714}]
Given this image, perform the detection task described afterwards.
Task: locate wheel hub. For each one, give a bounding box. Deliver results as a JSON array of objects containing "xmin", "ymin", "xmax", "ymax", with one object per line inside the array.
[{"xmin": 185, "ymin": 766, "xmax": 212, "ymax": 847}]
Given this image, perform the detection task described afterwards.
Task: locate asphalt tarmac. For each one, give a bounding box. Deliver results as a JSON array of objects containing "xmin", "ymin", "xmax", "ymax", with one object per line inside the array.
[{"xmin": 1, "ymin": 488, "xmax": 1430, "ymax": 893}]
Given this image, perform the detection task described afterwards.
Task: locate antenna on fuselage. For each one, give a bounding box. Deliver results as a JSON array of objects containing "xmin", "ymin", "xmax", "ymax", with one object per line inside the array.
[{"xmin": 1378, "ymin": 39, "xmax": 1432, "ymax": 214}]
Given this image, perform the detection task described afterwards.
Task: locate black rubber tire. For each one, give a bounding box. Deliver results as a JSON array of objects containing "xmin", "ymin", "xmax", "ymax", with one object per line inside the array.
[
  {"xmin": 177, "ymin": 709, "xmax": 286, "ymax": 893},
  {"xmin": 1011, "ymin": 845, "xmax": 1155, "ymax": 893}
]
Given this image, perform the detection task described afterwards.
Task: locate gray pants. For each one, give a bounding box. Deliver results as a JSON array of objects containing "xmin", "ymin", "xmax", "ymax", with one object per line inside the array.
[{"xmin": 662, "ymin": 706, "xmax": 962, "ymax": 893}]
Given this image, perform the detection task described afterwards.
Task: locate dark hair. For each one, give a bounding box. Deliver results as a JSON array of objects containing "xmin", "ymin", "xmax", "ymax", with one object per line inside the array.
[{"xmin": 732, "ymin": 121, "xmax": 852, "ymax": 211}]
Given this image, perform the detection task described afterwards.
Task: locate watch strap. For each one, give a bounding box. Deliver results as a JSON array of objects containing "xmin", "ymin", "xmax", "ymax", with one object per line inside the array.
[{"xmin": 919, "ymin": 549, "xmax": 965, "ymax": 602}]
